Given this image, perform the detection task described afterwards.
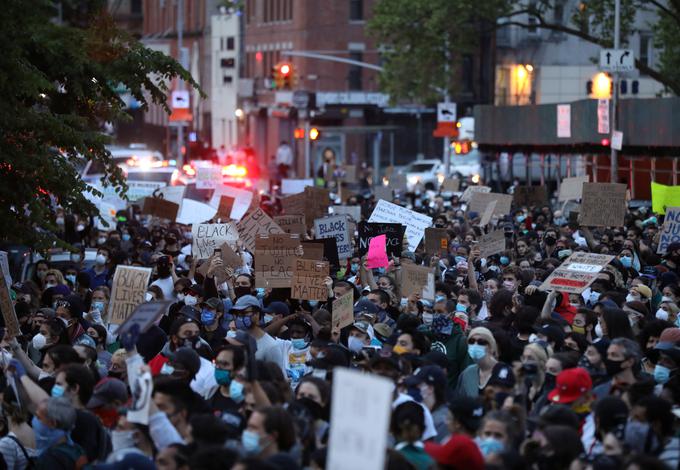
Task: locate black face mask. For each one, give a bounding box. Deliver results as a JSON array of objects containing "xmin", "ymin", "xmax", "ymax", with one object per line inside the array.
[
  {"xmin": 183, "ymin": 336, "xmax": 200, "ymax": 350},
  {"xmin": 157, "ymin": 266, "xmax": 171, "ymax": 278},
  {"xmin": 108, "ymin": 370, "xmax": 124, "ymax": 380},
  {"xmin": 605, "ymin": 357, "xmax": 625, "ymax": 376},
  {"xmin": 645, "ymin": 348, "xmax": 660, "ymax": 363},
  {"xmin": 234, "ymin": 286, "xmax": 251, "ymax": 299},
  {"xmin": 544, "ymin": 236, "xmax": 557, "ymax": 246},
  {"xmin": 543, "ymin": 372, "xmax": 557, "ymax": 391}
]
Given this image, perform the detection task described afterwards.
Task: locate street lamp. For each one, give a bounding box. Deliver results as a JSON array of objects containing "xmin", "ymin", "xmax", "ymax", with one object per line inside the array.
[{"xmin": 234, "ymin": 108, "xmax": 244, "ymax": 119}]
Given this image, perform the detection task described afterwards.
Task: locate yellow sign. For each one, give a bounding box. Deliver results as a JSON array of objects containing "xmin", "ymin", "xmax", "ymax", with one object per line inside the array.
[{"xmin": 651, "ymin": 182, "xmax": 680, "ymax": 215}]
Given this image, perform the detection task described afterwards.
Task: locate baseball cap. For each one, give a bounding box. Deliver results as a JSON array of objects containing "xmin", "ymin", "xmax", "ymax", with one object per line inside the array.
[
  {"xmin": 655, "ymin": 327, "xmax": 680, "ymax": 351},
  {"xmin": 631, "ymin": 285, "xmax": 652, "ymax": 300},
  {"xmin": 263, "ymin": 301, "xmax": 290, "ymax": 317},
  {"xmin": 185, "ymin": 284, "xmax": 204, "ymax": 297},
  {"xmin": 487, "ymin": 362, "xmax": 515, "ymax": 389},
  {"xmin": 547, "ymin": 367, "xmax": 592, "ymax": 404},
  {"xmin": 422, "ymin": 351, "xmax": 449, "ymax": 371},
  {"xmin": 201, "ymin": 297, "xmax": 221, "ymax": 310},
  {"xmin": 350, "ymin": 320, "xmax": 373, "ymax": 338},
  {"xmin": 448, "ymin": 396, "xmax": 485, "ymax": 433},
  {"xmin": 353, "ymin": 299, "xmax": 379, "ymax": 316},
  {"xmin": 35, "ymin": 307, "xmax": 56, "ymax": 319},
  {"xmin": 404, "ymin": 365, "xmax": 446, "ymax": 389},
  {"xmin": 178, "ymin": 305, "xmax": 200, "ymax": 322},
  {"xmin": 87, "ymin": 378, "xmax": 129, "ymax": 409},
  {"xmin": 307, "ymin": 345, "xmax": 350, "ymax": 370},
  {"xmin": 424, "ymin": 434, "xmax": 484, "ymax": 470},
  {"xmin": 373, "ymin": 323, "xmax": 394, "ymax": 342},
  {"xmin": 230, "ymin": 295, "xmax": 261, "ymax": 313},
  {"xmin": 168, "ymin": 347, "xmax": 201, "ymax": 379}
]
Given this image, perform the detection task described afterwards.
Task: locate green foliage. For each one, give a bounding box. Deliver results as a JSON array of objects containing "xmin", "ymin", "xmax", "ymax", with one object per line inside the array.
[{"xmin": 0, "ymin": 0, "xmax": 200, "ymax": 250}]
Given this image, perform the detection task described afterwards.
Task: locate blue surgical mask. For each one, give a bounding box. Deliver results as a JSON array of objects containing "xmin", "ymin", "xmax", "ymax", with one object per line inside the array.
[
  {"xmin": 160, "ymin": 363, "xmax": 175, "ymax": 375},
  {"xmin": 235, "ymin": 315, "xmax": 253, "ymax": 331},
  {"xmin": 348, "ymin": 336, "xmax": 365, "ymax": 353},
  {"xmin": 32, "ymin": 416, "xmax": 68, "ymax": 454},
  {"xmin": 500, "ymin": 256, "xmax": 510, "ymax": 266},
  {"xmin": 201, "ymin": 310, "xmax": 216, "ymax": 326},
  {"xmin": 291, "ymin": 338, "xmax": 308, "ymax": 350},
  {"xmin": 262, "ymin": 314, "xmax": 273, "ymax": 325},
  {"xmin": 654, "ymin": 365, "xmax": 673, "ymax": 384},
  {"xmin": 230, "ymin": 380, "xmax": 245, "ymax": 403},
  {"xmin": 308, "ymin": 300, "xmax": 319, "ymax": 308},
  {"xmin": 92, "ymin": 301, "xmax": 105, "ymax": 312},
  {"xmin": 65, "ymin": 274, "xmax": 76, "ymax": 285},
  {"xmin": 350, "ymin": 263, "xmax": 359, "ymax": 273},
  {"xmin": 435, "ymin": 295, "xmax": 447, "ymax": 303},
  {"xmin": 476, "ymin": 436, "xmax": 505, "ymax": 456},
  {"xmin": 620, "ymin": 256, "xmax": 632, "ymax": 268},
  {"xmin": 455, "ymin": 303, "xmax": 468, "ymax": 313},
  {"xmin": 241, "ymin": 430, "xmax": 261, "ymax": 454},
  {"xmin": 455, "ymin": 256, "xmax": 466, "ymax": 264},
  {"xmin": 588, "ymin": 290, "xmax": 601, "ymax": 305},
  {"xmin": 214, "ymin": 368, "xmax": 231, "ymax": 386},
  {"xmin": 468, "ymin": 344, "xmax": 487, "ymax": 361},
  {"xmin": 374, "ymin": 267, "xmax": 386, "ymax": 275},
  {"xmin": 122, "ymin": 234, "xmax": 131, "ymax": 242},
  {"xmin": 516, "ymin": 215, "xmax": 526, "ymax": 223},
  {"xmin": 255, "ymin": 287, "xmax": 266, "ymax": 299},
  {"xmin": 51, "ymin": 384, "xmax": 65, "ymax": 398}
]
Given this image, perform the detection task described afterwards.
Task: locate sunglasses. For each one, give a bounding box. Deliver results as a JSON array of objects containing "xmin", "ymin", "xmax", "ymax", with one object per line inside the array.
[
  {"xmin": 55, "ymin": 300, "xmax": 71, "ymax": 308},
  {"xmin": 467, "ymin": 338, "xmax": 489, "ymax": 346}
]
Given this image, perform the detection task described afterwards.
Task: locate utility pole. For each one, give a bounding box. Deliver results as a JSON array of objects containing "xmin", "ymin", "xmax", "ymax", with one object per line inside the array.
[
  {"xmin": 443, "ymin": 35, "xmax": 452, "ymax": 177},
  {"xmin": 304, "ymin": 119, "xmax": 311, "ymax": 178},
  {"xmin": 610, "ymin": 0, "xmax": 620, "ymax": 183},
  {"xmin": 176, "ymin": 0, "xmax": 185, "ymax": 167}
]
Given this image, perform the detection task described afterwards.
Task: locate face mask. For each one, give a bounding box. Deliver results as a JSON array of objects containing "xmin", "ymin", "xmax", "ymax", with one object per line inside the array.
[
  {"xmin": 111, "ymin": 430, "xmax": 137, "ymax": 452},
  {"xmin": 70, "ymin": 254, "xmax": 81, "ymax": 263},
  {"xmin": 145, "ymin": 292, "xmax": 154, "ymax": 302},
  {"xmin": 654, "ymin": 364, "xmax": 673, "ymax": 384},
  {"xmin": 226, "ymin": 330, "xmax": 238, "ymax": 338},
  {"xmin": 516, "ymin": 215, "xmax": 526, "ymax": 223},
  {"xmin": 544, "ymin": 236, "xmax": 556, "ymax": 246},
  {"xmin": 455, "ymin": 256, "xmax": 466, "ymax": 264},
  {"xmin": 476, "ymin": 437, "xmax": 505, "ymax": 456},
  {"xmin": 95, "ymin": 254, "xmax": 107, "ymax": 266},
  {"xmin": 32, "ymin": 416, "xmax": 68, "ymax": 454},
  {"xmin": 235, "ymin": 315, "xmax": 254, "ymax": 330},
  {"xmin": 558, "ymin": 249, "xmax": 572, "ymax": 259},
  {"xmin": 572, "ymin": 325, "xmax": 585, "ymax": 335},
  {"xmin": 589, "ymin": 290, "xmax": 601, "ymax": 305},
  {"xmin": 422, "ymin": 313, "xmax": 434, "ymax": 325},
  {"xmin": 242, "ymin": 430, "xmax": 262, "ymax": 454},
  {"xmin": 620, "ymin": 256, "xmax": 632, "ymax": 268},
  {"xmin": 214, "ymin": 368, "xmax": 231, "ymax": 386},
  {"xmin": 604, "ymin": 357, "xmax": 625, "ymax": 376},
  {"xmin": 177, "ymin": 293, "xmax": 185, "ymax": 302},
  {"xmin": 55, "ymin": 216, "xmax": 65, "ymax": 226},
  {"xmin": 45, "ymin": 282, "xmax": 57, "ymax": 290},
  {"xmin": 308, "ymin": 300, "xmax": 319, "ymax": 308},
  {"xmin": 65, "ymin": 274, "xmax": 76, "ymax": 285},
  {"xmin": 375, "ymin": 267, "xmax": 386, "ymax": 275},
  {"xmin": 36, "ymin": 270, "xmax": 47, "ymax": 280},
  {"xmin": 234, "ymin": 286, "xmax": 251, "ymax": 298},
  {"xmin": 32, "ymin": 333, "xmax": 47, "ymax": 350},
  {"xmin": 76, "ymin": 223, "xmax": 85, "ymax": 232},
  {"xmin": 291, "ymin": 338, "xmax": 308, "ymax": 350},
  {"xmin": 500, "ymin": 256, "xmax": 510, "ymax": 266},
  {"xmin": 122, "ymin": 234, "xmax": 131, "ymax": 242},
  {"xmin": 255, "ymin": 288, "xmax": 266, "ymax": 299},
  {"xmin": 393, "ymin": 344, "xmax": 408, "ymax": 355},
  {"xmin": 455, "ymin": 303, "xmax": 468, "ymax": 313},
  {"xmin": 183, "ymin": 336, "xmax": 200, "ymax": 350},
  {"xmin": 184, "ymin": 295, "xmax": 198, "ymax": 306},
  {"xmin": 92, "ymin": 301, "xmax": 105, "ymax": 312},
  {"xmin": 348, "ymin": 336, "xmax": 365, "ymax": 353},
  {"xmin": 543, "ymin": 372, "xmax": 557, "ymax": 391},
  {"xmin": 625, "ymin": 293, "xmax": 639, "ymax": 303},
  {"xmin": 594, "ymin": 322, "xmax": 604, "ymax": 338},
  {"xmin": 51, "ymin": 384, "xmax": 65, "ymax": 398},
  {"xmin": 435, "ymin": 295, "xmax": 447, "ymax": 304},
  {"xmin": 503, "ymin": 280, "xmax": 515, "ymax": 291},
  {"xmin": 201, "ymin": 310, "xmax": 216, "ymax": 326},
  {"xmin": 656, "ymin": 308, "xmax": 670, "ymax": 321},
  {"xmin": 108, "ymin": 369, "xmax": 124, "ymax": 380},
  {"xmin": 230, "ymin": 380, "xmax": 245, "ymax": 403},
  {"xmin": 350, "ymin": 263, "xmax": 359, "ymax": 273},
  {"xmin": 97, "ymin": 237, "xmax": 107, "ymax": 246},
  {"xmin": 467, "ymin": 344, "xmax": 486, "ymax": 361},
  {"xmin": 262, "ymin": 314, "xmax": 273, "ymax": 325},
  {"xmin": 160, "ymin": 363, "xmax": 175, "ymax": 375}
]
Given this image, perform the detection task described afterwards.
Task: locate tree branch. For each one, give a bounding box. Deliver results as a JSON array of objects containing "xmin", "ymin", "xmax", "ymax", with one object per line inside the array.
[{"xmin": 648, "ymin": 0, "xmax": 680, "ymax": 26}]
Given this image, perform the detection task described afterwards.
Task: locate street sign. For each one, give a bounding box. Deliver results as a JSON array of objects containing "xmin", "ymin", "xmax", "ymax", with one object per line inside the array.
[
  {"xmin": 611, "ymin": 130, "xmax": 623, "ymax": 151},
  {"xmin": 437, "ymin": 102, "xmax": 457, "ymax": 123},
  {"xmin": 171, "ymin": 90, "xmax": 190, "ymax": 109},
  {"xmin": 597, "ymin": 99, "xmax": 610, "ymax": 134},
  {"xmin": 599, "ymin": 49, "xmax": 635, "ymax": 72},
  {"xmin": 292, "ymin": 90, "xmax": 310, "ymax": 109}
]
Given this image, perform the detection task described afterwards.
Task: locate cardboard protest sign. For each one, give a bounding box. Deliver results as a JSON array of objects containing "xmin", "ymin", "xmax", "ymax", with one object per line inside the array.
[
  {"xmin": 291, "ymin": 259, "xmax": 329, "ymax": 301},
  {"xmin": 0, "ymin": 251, "xmax": 11, "ymax": 291},
  {"xmin": 209, "ymin": 185, "xmax": 254, "ymax": 221},
  {"xmin": 254, "ymin": 234, "xmax": 301, "ymax": 288},
  {"xmin": 425, "ymin": 228, "xmax": 448, "ymax": 256},
  {"xmin": 368, "ymin": 200, "xmax": 432, "ymax": 252},
  {"xmin": 374, "ymin": 186, "xmax": 393, "ymax": 201},
  {"xmin": 327, "ymin": 368, "xmax": 392, "ymax": 470},
  {"xmin": 192, "ymin": 223, "xmax": 239, "ymax": 259},
  {"xmin": 460, "ymin": 185, "xmax": 491, "ymax": 202},
  {"xmin": 479, "ymin": 200, "xmax": 497, "ymax": 227},
  {"xmin": 652, "ymin": 182, "xmax": 680, "ymax": 215},
  {"xmin": 478, "ymin": 230, "xmax": 506, "ymax": 259},
  {"xmin": 304, "ymin": 186, "xmax": 331, "ymax": 226},
  {"xmin": 337, "ymin": 165, "xmax": 357, "ymax": 183},
  {"xmin": 658, "ymin": 207, "xmax": 680, "ymax": 254},
  {"xmin": 390, "ymin": 174, "xmax": 408, "ymax": 192},
  {"xmin": 332, "ymin": 291, "xmax": 354, "ymax": 329},
  {"xmin": 539, "ymin": 252, "xmax": 614, "ymax": 294},
  {"xmin": 282, "ymin": 192, "xmax": 306, "ymax": 216},
  {"xmin": 216, "ymin": 196, "xmax": 236, "ymax": 220},
  {"xmin": 142, "ymin": 196, "xmax": 179, "ymax": 221},
  {"xmin": 314, "ymin": 215, "xmax": 352, "ymax": 260},
  {"xmin": 358, "ymin": 222, "xmax": 405, "ymax": 258},
  {"xmin": 558, "ymin": 175, "xmax": 589, "ymax": 202},
  {"xmin": 366, "ymin": 235, "xmax": 389, "ymax": 269},
  {"xmin": 305, "ymin": 238, "xmax": 340, "ymax": 270},
  {"xmin": 236, "ymin": 208, "xmax": 284, "ymax": 253},
  {"xmin": 468, "ymin": 192, "xmax": 513, "ymax": 217},
  {"xmin": 513, "ymin": 186, "xmax": 548, "ymax": 207},
  {"xmin": 301, "ymin": 241, "xmax": 325, "ymax": 261},
  {"xmin": 441, "ymin": 178, "xmax": 460, "ymax": 193},
  {"xmin": 422, "ymin": 271, "xmax": 435, "ymax": 300},
  {"xmin": 196, "ymin": 166, "xmax": 222, "ymax": 189},
  {"xmin": 220, "ymin": 242, "xmax": 243, "ymax": 268},
  {"xmin": 402, "ymin": 263, "xmax": 432, "ymax": 298},
  {"xmin": 331, "ymin": 205, "xmax": 362, "ymax": 222},
  {"xmin": 281, "ymin": 178, "xmax": 314, "ymax": 194},
  {"xmin": 108, "ymin": 266, "xmax": 153, "ymax": 325},
  {"xmin": 117, "ymin": 300, "xmax": 173, "ymax": 338},
  {"xmin": 579, "ymin": 183, "xmax": 627, "ymax": 227},
  {"xmin": 273, "ymin": 215, "xmax": 306, "ymax": 235},
  {"xmin": 0, "ymin": 268, "xmax": 20, "ymax": 336}
]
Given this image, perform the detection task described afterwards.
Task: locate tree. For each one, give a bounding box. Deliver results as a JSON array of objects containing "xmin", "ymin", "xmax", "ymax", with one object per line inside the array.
[
  {"xmin": 369, "ymin": 0, "xmax": 680, "ymax": 103},
  {"xmin": 0, "ymin": 0, "xmax": 200, "ymax": 249}
]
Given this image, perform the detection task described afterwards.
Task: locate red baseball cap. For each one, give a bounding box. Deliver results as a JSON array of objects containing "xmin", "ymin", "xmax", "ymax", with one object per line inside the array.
[
  {"xmin": 547, "ymin": 367, "xmax": 592, "ymax": 404},
  {"xmin": 424, "ymin": 434, "xmax": 484, "ymax": 470}
]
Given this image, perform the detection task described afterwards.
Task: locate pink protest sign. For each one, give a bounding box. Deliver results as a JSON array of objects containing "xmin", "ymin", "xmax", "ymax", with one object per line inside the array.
[{"xmin": 366, "ymin": 234, "xmax": 389, "ymax": 269}]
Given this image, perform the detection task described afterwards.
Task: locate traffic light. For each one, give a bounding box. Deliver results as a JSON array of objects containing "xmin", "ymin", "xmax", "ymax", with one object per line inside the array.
[
  {"xmin": 274, "ymin": 62, "xmax": 294, "ymax": 89},
  {"xmin": 452, "ymin": 140, "xmax": 471, "ymax": 155},
  {"xmin": 309, "ymin": 128, "xmax": 320, "ymax": 140},
  {"xmin": 294, "ymin": 128, "xmax": 305, "ymax": 139}
]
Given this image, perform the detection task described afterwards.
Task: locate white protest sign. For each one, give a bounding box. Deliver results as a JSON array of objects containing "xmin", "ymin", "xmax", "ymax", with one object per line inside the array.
[
  {"xmin": 558, "ymin": 175, "xmax": 590, "ymax": 202},
  {"xmin": 611, "ymin": 130, "xmax": 623, "ymax": 151},
  {"xmin": 191, "ymin": 223, "xmax": 239, "ymax": 259},
  {"xmin": 478, "ymin": 230, "xmax": 506, "ymax": 259},
  {"xmin": 327, "ymin": 368, "xmax": 393, "ymax": 470},
  {"xmin": 557, "ymin": 104, "xmax": 571, "ymax": 138},
  {"xmin": 209, "ymin": 185, "xmax": 254, "ymax": 221},
  {"xmin": 460, "ymin": 185, "xmax": 491, "ymax": 202},
  {"xmin": 157, "ymin": 185, "xmax": 186, "ymax": 209},
  {"xmin": 597, "ymin": 99, "xmax": 610, "ymax": 134},
  {"xmin": 196, "ymin": 166, "xmax": 222, "ymax": 189},
  {"xmin": 539, "ymin": 252, "xmax": 614, "ymax": 294},
  {"xmin": 176, "ymin": 198, "xmax": 217, "ymax": 225},
  {"xmin": 658, "ymin": 207, "xmax": 680, "ymax": 254},
  {"xmin": 94, "ymin": 202, "xmax": 118, "ymax": 231},
  {"xmin": 127, "ymin": 181, "xmax": 167, "ymax": 201},
  {"xmin": 368, "ymin": 200, "xmax": 432, "ymax": 252},
  {"xmin": 281, "ymin": 178, "xmax": 314, "ymax": 194},
  {"xmin": 127, "ymin": 371, "xmax": 153, "ymax": 425},
  {"xmin": 314, "ymin": 215, "xmax": 352, "ymax": 260}
]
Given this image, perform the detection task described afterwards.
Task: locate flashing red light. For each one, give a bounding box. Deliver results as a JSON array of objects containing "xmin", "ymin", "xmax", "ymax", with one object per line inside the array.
[
  {"xmin": 222, "ymin": 164, "xmax": 248, "ymax": 178},
  {"xmin": 280, "ymin": 64, "xmax": 291, "ymax": 76},
  {"xmin": 601, "ymin": 138, "xmax": 610, "ymax": 146}
]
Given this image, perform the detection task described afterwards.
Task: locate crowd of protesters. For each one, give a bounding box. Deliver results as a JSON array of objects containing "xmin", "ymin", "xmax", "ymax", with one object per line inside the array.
[{"xmin": 0, "ymin": 177, "xmax": 679, "ymax": 470}]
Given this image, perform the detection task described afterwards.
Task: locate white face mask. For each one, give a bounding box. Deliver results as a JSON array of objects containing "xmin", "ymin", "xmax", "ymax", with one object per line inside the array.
[
  {"xmin": 95, "ymin": 254, "xmax": 107, "ymax": 266},
  {"xmin": 626, "ymin": 293, "xmax": 639, "ymax": 303},
  {"xmin": 45, "ymin": 282, "xmax": 57, "ymax": 289},
  {"xmin": 422, "ymin": 313, "xmax": 434, "ymax": 325},
  {"xmin": 503, "ymin": 280, "xmax": 516, "ymax": 291},
  {"xmin": 184, "ymin": 295, "xmax": 198, "ymax": 306},
  {"xmin": 177, "ymin": 293, "xmax": 185, "ymax": 302},
  {"xmin": 656, "ymin": 308, "xmax": 670, "ymax": 321},
  {"xmin": 97, "ymin": 237, "xmax": 107, "ymax": 246},
  {"xmin": 32, "ymin": 333, "xmax": 47, "ymax": 350},
  {"xmin": 70, "ymin": 254, "xmax": 80, "ymax": 263},
  {"xmin": 594, "ymin": 322, "xmax": 604, "ymax": 338}
]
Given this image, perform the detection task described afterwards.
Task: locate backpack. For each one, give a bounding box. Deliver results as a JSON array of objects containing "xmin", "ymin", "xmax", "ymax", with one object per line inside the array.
[{"xmin": 0, "ymin": 435, "xmax": 35, "ymax": 470}]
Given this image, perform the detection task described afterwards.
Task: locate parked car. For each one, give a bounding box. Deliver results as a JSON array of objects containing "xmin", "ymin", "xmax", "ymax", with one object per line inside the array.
[{"xmin": 401, "ymin": 159, "xmax": 447, "ymax": 190}]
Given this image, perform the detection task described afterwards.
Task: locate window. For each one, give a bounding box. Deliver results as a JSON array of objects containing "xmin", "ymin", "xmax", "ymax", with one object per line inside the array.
[
  {"xmin": 223, "ymin": 76, "xmax": 233, "ymax": 84},
  {"xmin": 640, "ymin": 34, "xmax": 651, "ymax": 73},
  {"xmin": 226, "ymin": 37, "xmax": 235, "ymax": 50},
  {"xmin": 349, "ymin": 0, "xmax": 363, "ymax": 21},
  {"xmin": 221, "ymin": 58, "xmax": 235, "ymax": 68},
  {"xmin": 348, "ymin": 51, "xmax": 363, "ymax": 90}
]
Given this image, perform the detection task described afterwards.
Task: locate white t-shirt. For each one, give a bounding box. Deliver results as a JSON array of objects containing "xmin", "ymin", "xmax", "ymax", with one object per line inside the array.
[
  {"xmin": 255, "ymin": 333, "xmax": 285, "ymax": 374},
  {"xmin": 276, "ymin": 338, "xmax": 311, "ymax": 387},
  {"xmin": 151, "ymin": 276, "xmax": 176, "ymax": 301}
]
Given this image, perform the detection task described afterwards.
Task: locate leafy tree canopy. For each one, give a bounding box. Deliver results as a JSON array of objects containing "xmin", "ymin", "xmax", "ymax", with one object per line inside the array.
[{"xmin": 0, "ymin": 0, "xmax": 200, "ymax": 250}]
